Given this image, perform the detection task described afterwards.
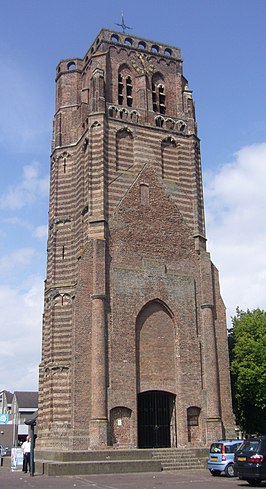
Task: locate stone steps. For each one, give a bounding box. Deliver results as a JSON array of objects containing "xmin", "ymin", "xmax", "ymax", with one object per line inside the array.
[
  {"xmin": 35, "ymin": 447, "xmax": 209, "ymax": 476},
  {"xmin": 36, "ymin": 459, "xmax": 162, "ymax": 476},
  {"xmin": 151, "ymin": 448, "xmax": 208, "ymax": 471},
  {"xmin": 160, "ymin": 460, "xmax": 205, "ymax": 471},
  {"xmin": 35, "ymin": 449, "xmax": 161, "ymax": 476}
]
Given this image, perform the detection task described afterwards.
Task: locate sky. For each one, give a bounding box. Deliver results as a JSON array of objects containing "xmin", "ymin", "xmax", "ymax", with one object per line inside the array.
[{"xmin": 0, "ymin": 0, "xmax": 266, "ymax": 392}]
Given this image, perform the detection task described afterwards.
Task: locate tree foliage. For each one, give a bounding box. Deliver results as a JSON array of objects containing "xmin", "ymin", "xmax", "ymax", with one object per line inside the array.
[{"xmin": 228, "ymin": 308, "xmax": 266, "ymax": 434}]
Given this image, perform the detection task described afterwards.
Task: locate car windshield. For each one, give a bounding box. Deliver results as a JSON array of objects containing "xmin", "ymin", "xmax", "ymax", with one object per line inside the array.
[{"xmin": 239, "ymin": 440, "xmax": 260, "ymax": 453}]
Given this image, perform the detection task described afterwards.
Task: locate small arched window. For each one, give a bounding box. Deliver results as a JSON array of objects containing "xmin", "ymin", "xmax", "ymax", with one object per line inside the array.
[
  {"xmin": 111, "ymin": 34, "xmax": 120, "ymax": 43},
  {"xmin": 124, "ymin": 38, "xmax": 133, "ymax": 46},
  {"xmin": 151, "ymin": 45, "xmax": 159, "ymax": 53},
  {"xmin": 155, "ymin": 116, "xmax": 164, "ymax": 128},
  {"xmin": 187, "ymin": 406, "xmax": 201, "ymax": 426},
  {"xmin": 67, "ymin": 62, "xmax": 76, "ymax": 71},
  {"xmin": 166, "ymin": 118, "xmax": 175, "ymax": 130},
  {"xmin": 138, "ymin": 41, "xmax": 146, "ymax": 50},
  {"xmin": 108, "ymin": 106, "xmax": 117, "ymax": 118}
]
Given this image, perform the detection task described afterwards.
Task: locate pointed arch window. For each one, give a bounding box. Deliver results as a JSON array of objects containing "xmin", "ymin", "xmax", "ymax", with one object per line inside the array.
[
  {"xmin": 161, "ymin": 136, "xmax": 178, "ymax": 181},
  {"xmin": 126, "ymin": 76, "xmax": 133, "ymax": 107},
  {"xmin": 118, "ymin": 66, "xmax": 133, "ymax": 107},
  {"xmin": 152, "ymin": 83, "xmax": 166, "ymax": 114},
  {"xmin": 118, "ymin": 73, "xmax": 123, "ymax": 105},
  {"xmin": 152, "ymin": 73, "xmax": 166, "ymax": 114},
  {"xmin": 116, "ymin": 128, "xmax": 134, "ymax": 171}
]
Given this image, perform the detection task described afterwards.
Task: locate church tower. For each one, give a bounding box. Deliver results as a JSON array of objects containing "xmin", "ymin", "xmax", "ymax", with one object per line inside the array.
[{"xmin": 37, "ymin": 28, "xmax": 235, "ymax": 450}]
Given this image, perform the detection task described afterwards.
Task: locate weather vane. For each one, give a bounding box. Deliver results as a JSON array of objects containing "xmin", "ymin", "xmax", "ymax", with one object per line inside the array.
[{"xmin": 115, "ymin": 13, "xmax": 133, "ymax": 34}]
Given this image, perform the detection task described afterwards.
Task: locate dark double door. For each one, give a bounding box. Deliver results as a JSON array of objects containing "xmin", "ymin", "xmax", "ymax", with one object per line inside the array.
[{"xmin": 138, "ymin": 390, "xmax": 173, "ymax": 448}]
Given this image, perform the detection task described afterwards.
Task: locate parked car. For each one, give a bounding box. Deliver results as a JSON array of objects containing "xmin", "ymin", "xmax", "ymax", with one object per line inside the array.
[
  {"xmin": 234, "ymin": 435, "xmax": 266, "ymax": 486},
  {"xmin": 0, "ymin": 445, "xmax": 7, "ymax": 457},
  {"xmin": 4, "ymin": 445, "xmax": 12, "ymax": 456},
  {"xmin": 208, "ymin": 439, "xmax": 243, "ymax": 477}
]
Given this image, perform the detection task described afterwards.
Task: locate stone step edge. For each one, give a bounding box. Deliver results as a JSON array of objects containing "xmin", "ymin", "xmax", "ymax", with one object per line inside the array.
[
  {"xmin": 153, "ymin": 458, "xmax": 207, "ymax": 463},
  {"xmin": 161, "ymin": 462, "xmax": 204, "ymax": 466},
  {"xmin": 162, "ymin": 465, "xmax": 205, "ymax": 472},
  {"xmin": 152, "ymin": 455, "xmax": 205, "ymax": 459},
  {"xmin": 161, "ymin": 461, "xmax": 206, "ymax": 466},
  {"xmin": 38, "ymin": 459, "xmax": 162, "ymax": 476},
  {"xmin": 36, "ymin": 459, "xmax": 161, "ymax": 466}
]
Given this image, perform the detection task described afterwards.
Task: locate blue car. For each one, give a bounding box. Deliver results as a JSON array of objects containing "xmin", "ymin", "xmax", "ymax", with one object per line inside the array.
[{"xmin": 208, "ymin": 439, "xmax": 243, "ymax": 477}]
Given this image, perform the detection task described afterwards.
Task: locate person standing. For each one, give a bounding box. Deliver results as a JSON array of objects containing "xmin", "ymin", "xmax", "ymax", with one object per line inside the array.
[{"xmin": 22, "ymin": 435, "xmax": 31, "ymax": 473}]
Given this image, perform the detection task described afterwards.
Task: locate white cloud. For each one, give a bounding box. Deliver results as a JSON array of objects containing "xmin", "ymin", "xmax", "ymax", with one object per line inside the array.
[
  {"xmin": 0, "ymin": 277, "xmax": 43, "ymax": 391},
  {"xmin": 33, "ymin": 225, "xmax": 48, "ymax": 240},
  {"xmin": 1, "ymin": 218, "xmax": 48, "ymax": 241},
  {"xmin": 2, "ymin": 217, "xmax": 32, "ymax": 229},
  {"xmin": 0, "ymin": 248, "xmax": 36, "ymax": 276},
  {"xmin": 0, "ymin": 161, "xmax": 49, "ymax": 210},
  {"xmin": 205, "ymin": 142, "xmax": 266, "ymax": 324}
]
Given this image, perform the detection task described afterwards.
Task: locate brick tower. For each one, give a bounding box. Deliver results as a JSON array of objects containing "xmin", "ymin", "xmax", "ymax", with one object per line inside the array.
[{"xmin": 37, "ymin": 29, "xmax": 235, "ymax": 451}]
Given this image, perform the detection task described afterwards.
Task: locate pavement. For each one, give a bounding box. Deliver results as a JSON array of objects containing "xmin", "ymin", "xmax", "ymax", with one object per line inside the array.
[{"xmin": 1, "ymin": 467, "xmax": 265, "ymax": 489}]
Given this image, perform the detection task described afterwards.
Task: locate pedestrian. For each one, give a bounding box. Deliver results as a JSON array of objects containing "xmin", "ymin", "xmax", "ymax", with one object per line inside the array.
[{"xmin": 22, "ymin": 435, "xmax": 31, "ymax": 473}]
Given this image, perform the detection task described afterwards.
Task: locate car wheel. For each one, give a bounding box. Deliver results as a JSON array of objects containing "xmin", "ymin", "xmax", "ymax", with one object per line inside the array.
[
  {"xmin": 224, "ymin": 463, "xmax": 235, "ymax": 477},
  {"xmin": 210, "ymin": 470, "xmax": 221, "ymax": 476},
  {"xmin": 247, "ymin": 480, "xmax": 261, "ymax": 487}
]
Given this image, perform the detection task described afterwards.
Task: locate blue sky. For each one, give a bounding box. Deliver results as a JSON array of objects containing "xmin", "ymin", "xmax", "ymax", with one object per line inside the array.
[{"xmin": 1, "ymin": 0, "xmax": 266, "ymax": 391}]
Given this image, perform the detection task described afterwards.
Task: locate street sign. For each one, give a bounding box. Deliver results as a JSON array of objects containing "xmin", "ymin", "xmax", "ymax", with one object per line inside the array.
[{"xmin": 0, "ymin": 414, "xmax": 8, "ymax": 424}]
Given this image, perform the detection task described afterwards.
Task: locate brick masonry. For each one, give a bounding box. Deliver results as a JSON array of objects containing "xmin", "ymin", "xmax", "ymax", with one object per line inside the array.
[{"xmin": 37, "ymin": 28, "xmax": 236, "ymax": 452}]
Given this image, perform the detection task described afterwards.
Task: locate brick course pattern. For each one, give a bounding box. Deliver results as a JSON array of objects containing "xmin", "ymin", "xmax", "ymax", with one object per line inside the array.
[{"xmin": 37, "ymin": 29, "xmax": 236, "ymax": 451}]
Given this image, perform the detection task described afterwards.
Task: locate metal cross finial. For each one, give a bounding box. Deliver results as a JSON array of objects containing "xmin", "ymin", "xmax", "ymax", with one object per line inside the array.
[{"xmin": 115, "ymin": 13, "xmax": 133, "ymax": 34}]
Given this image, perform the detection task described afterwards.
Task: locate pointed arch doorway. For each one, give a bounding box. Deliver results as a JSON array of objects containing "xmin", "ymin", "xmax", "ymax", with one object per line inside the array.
[
  {"xmin": 138, "ymin": 390, "xmax": 176, "ymax": 448},
  {"xmin": 136, "ymin": 300, "xmax": 177, "ymax": 448}
]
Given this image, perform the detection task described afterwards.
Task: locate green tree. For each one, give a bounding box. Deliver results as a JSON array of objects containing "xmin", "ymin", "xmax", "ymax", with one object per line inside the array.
[{"xmin": 228, "ymin": 308, "xmax": 266, "ymax": 434}]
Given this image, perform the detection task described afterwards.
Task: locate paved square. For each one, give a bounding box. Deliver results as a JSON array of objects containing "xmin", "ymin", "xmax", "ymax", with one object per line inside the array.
[{"xmin": 1, "ymin": 468, "xmax": 261, "ymax": 489}]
